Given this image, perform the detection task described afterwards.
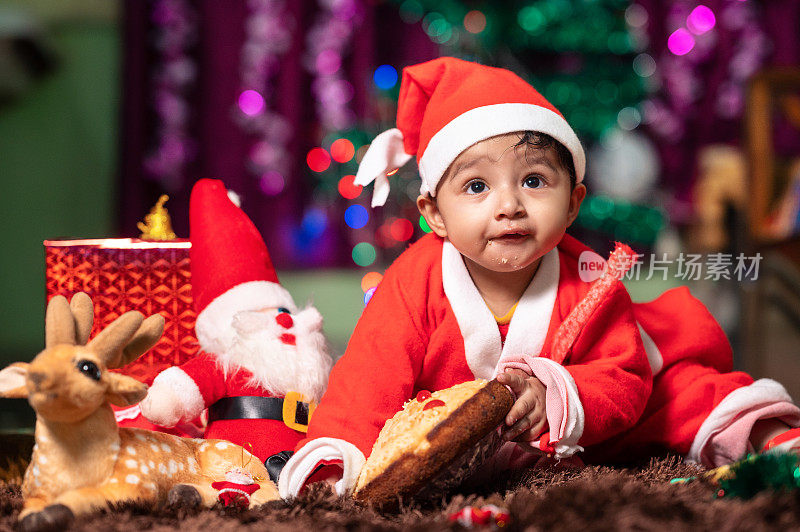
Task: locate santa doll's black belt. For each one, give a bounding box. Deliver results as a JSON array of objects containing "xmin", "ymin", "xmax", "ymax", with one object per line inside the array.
[{"xmin": 208, "ymin": 396, "xmax": 310, "ymax": 426}]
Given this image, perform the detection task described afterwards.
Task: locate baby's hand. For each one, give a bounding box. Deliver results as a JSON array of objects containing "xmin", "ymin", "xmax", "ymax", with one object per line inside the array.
[{"xmin": 496, "ymin": 369, "xmax": 548, "ymax": 443}]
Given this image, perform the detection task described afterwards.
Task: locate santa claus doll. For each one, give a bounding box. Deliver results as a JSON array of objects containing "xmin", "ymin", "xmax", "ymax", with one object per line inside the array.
[{"xmin": 140, "ymin": 178, "xmax": 333, "ymax": 483}]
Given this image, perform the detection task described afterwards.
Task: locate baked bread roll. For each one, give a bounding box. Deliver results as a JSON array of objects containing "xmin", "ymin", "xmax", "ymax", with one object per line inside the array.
[{"xmin": 354, "ymin": 379, "xmax": 514, "ymax": 506}]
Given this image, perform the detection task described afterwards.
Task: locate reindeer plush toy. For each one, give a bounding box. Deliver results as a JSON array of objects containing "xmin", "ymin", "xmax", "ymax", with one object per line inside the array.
[{"xmin": 0, "ymin": 293, "xmax": 278, "ymax": 532}]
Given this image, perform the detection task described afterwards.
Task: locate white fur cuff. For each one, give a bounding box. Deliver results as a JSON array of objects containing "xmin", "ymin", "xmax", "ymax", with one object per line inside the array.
[
  {"xmin": 141, "ymin": 367, "xmax": 205, "ymax": 425},
  {"xmin": 278, "ymin": 438, "xmax": 366, "ymax": 499},
  {"xmin": 687, "ymin": 378, "xmax": 796, "ymax": 463}
]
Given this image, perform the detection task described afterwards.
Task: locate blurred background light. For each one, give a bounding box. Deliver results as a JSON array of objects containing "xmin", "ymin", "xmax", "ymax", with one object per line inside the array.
[
  {"xmin": 307, "ymin": 147, "xmax": 331, "ymax": 172},
  {"xmin": 687, "ymin": 5, "xmax": 715, "ymax": 35},
  {"xmin": 330, "ymin": 138, "xmax": 355, "ymax": 163},
  {"xmin": 258, "ymin": 171, "xmax": 285, "ymax": 196},
  {"xmin": 344, "ymin": 204, "xmax": 369, "ymax": 229},
  {"xmin": 373, "ymin": 64, "xmax": 398, "ymax": 89},
  {"xmin": 463, "ymin": 10, "xmax": 486, "ymax": 34},
  {"xmin": 338, "ymin": 175, "xmax": 362, "ymax": 199},
  {"xmin": 667, "ymin": 28, "xmax": 695, "ymax": 56},
  {"xmin": 238, "ymin": 89, "xmax": 265, "ymax": 116},
  {"xmin": 352, "ymin": 242, "xmax": 377, "ymax": 266},
  {"xmin": 360, "ymin": 271, "xmax": 383, "ymax": 292},
  {"xmin": 419, "ymin": 215, "xmax": 432, "ymax": 233}
]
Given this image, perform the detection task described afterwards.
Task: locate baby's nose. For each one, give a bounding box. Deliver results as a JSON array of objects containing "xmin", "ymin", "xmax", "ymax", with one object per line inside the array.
[{"xmin": 275, "ymin": 313, "xmax": 294, "ymax": 329}]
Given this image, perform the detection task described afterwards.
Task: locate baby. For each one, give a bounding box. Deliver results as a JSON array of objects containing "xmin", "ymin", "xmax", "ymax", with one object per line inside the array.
[{"xmin": 278, "ymin": 57, "xmax": 800, "ymax": 498}]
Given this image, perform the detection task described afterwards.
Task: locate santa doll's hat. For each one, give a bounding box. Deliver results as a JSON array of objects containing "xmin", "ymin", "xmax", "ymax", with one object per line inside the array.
[
  {"xmin": 190, "ymin": 178, "xmax": 295, "ymax": 352},
  {"xmin": 354, "ymin": 57, "xmax": 585, "ymax": 206}
]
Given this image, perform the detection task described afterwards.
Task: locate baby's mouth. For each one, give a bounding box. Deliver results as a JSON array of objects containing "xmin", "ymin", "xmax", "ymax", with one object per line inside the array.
[{"xmin": 489, "ymin": 232, "xmax": 530, "ymax": 244}]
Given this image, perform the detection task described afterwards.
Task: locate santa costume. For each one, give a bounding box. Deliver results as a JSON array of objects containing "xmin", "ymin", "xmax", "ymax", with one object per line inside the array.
[
  {"xmin": 278, "ymin": 57, "xmax": 800, "ymax": 498},
  {"xmin": 141, "ymin": 179, "xmax": 333, "ymax": 480}
]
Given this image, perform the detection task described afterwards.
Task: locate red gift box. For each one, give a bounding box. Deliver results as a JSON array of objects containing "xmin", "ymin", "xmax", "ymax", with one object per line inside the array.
[{"xmin": 44, "ymin": 238, "xmax": 198, "ymax": 385}]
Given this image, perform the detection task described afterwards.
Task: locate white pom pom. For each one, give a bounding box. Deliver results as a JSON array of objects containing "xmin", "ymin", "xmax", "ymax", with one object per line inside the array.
[{"xmin": 227, "ymin": 190, "xmax": 242, "ymax": 207}]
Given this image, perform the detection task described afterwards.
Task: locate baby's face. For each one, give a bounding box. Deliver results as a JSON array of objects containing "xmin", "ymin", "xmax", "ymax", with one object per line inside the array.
[{"xmin": 419, "ymin": 133, "xmax": 584, "ymax": 275}]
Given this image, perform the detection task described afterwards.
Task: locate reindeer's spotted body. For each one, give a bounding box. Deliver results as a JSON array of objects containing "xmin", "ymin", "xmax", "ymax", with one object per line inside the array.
[{"xmin": 0, "ymin": 293, "xmax": 277, "ymax": 531}]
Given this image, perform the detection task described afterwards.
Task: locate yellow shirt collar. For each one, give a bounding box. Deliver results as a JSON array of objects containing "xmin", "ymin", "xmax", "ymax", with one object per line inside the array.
[{"xmin": 492, "ymin": 301, "xmax": 518, "ymax": 325}]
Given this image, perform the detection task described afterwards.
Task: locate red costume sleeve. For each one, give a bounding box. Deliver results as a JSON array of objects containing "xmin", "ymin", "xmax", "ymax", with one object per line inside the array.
[
  {"xmin": 303, "ymin": 256, "xmax": 430, "ymax": 457},
  {"xmin": 175, "ymin": 353, "xmax": 230, "ymax": 407},
  {"xmin": 564, "ymin": 282, "xmax": 653, "ymax": 447}
]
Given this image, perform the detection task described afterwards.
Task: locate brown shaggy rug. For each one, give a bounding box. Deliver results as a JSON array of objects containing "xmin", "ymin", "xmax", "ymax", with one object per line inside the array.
[{"xmin": 1, "ymin": 450, "xmax": 799, "ymax": 531}]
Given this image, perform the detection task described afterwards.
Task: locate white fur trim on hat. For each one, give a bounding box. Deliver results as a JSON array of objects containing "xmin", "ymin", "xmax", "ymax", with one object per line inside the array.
[
  {"xmin": 419, "ymin": 103, "xmax": 585, "ymax": 197},
  {"xmin": 354, "ymin": 128, "xmax": 413, "ymax": 207},
  {"xmin": 195, "ymin": 280, "xmax": 296, "ymax": 354}
]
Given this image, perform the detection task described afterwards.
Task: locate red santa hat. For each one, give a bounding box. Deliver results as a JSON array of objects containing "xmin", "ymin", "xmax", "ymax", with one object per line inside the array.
[
  {"xmin": 190, "ymin": 178, "xmax": 295, "ymax": 352},
  {"xmin": 354, "ymin": 57, "xmax": 585, "ymax": 206}
]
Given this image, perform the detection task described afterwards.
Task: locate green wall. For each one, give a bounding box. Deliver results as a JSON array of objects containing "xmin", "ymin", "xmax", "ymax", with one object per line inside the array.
[{"xmin": 0, "ymin": 22, "xmax": 119, "ymax": 364}]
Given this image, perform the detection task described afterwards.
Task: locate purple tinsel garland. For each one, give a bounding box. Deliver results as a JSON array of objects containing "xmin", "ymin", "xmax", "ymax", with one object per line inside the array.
[
  {"xmin": 304, "ymin": 0, "xmax": 362, "ymax": 132},
  {"xmin": 641, "ymin": 0, "xmax": 769, "ymax": 142},
  {"xmin": 237, "ymin": 0, "xmax": 296, "ymax": 197},
  {"xmin": 143, "ymin": 0, "xmax": 197, "ymax": 192}
]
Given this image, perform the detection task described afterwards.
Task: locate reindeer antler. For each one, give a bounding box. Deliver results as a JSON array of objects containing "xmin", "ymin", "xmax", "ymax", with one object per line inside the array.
[
  {"xmin": 45, "ymin": 296, "xmax": 76, "ymax": 348},
  {"xmin": 87, "ymin": 312, "xmax": 144, "ymax": 368},
  {"xmin": 120, "ymin": 314, "xmax": 165, "ymax": 368},
  {"xmin": 70, "ymin": 292, "xmax": 94, "ymax": 345},
  {"xmin": 87, "ymin": 311, "xmax": 165, "ymax": 369}
]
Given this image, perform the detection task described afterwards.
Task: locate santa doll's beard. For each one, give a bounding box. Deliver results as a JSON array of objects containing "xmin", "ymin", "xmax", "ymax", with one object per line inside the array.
[{"xmin": 215, "ymin": 308, "xmax": 333, "ymax": 402}]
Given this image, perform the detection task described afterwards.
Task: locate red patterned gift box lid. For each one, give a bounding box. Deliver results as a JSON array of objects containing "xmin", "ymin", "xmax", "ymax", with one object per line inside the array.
[{"xmin": 44, "ymin": 238, "xmax": 197, "ymax": 385}]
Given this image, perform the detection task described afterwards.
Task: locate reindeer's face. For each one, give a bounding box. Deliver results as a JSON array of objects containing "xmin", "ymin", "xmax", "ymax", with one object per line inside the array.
[
  {"xmin": 26, "ymin": 345, "xmax": 111, "ymax": 423},
  {"xmin": 0, "ymin": 293, "xmax": 160, "ymax": 422}
]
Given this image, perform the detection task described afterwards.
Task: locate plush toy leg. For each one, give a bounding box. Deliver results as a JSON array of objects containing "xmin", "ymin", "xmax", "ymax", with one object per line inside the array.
[
  {"xmin": 167, "ymin": 483, "xmax": 220, "ymax": 508},
  {"xmin": 248, "ymin": 481, "xmax": 280, "ymax": 507},
  {"xmin": 18, "ymin": 496, "xmax": 49, "ymax": 520},
  {"xmin": 53, "ymin": 484, "xmax": 154, "ymax": 516},
  {"xmin": 19, "ymin": 504, "xmax": 73, "ymax": 532}
]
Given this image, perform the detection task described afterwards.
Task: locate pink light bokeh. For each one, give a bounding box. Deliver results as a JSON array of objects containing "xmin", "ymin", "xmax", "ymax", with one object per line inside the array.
[
  {"xmin": 687, "ymin": 5, "xmax": 716, "ymax": 35},
  {"xmin": 238, "ymin": 89, "xmax": 265, "ymax": 116},
  {"xmin": 667, "ymin": 28, "xmax": 695, "ymax": 56}
]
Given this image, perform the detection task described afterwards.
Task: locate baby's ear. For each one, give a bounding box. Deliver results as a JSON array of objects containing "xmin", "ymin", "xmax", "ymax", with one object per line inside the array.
[
  {"xmin": 567, "ymin": 183, "xmax": 587, "ymax": 226},
  {"xmin": 416, "ymin": 195, "xmax": 448, "ymax": 238}
]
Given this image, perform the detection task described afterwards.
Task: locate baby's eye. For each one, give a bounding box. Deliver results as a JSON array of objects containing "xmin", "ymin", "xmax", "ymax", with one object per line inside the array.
[
  {"xmin": 465, "ymin": 180, "xmax": 486, "ymax": 194},
  {"xmin": 523, "ymin": 175, "xmax": 543, "ymax": 189}
]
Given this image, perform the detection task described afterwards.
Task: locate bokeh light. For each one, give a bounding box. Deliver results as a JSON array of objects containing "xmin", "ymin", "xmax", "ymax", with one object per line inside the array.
[
  {"xmin": 419, "ymin": 215, "xmax": 432, "ymax": 233},
  {"xmin": 390, "ymin": 218, "xmax": 414, "ymax": 241},
  {"xmin": 338, "ymin": 175, "xmax": 362, "ymax": 199},
  {"xmin": 364, "ymin": 286, "xmax": 377, "ymax": 305},
  {"xmin": 352, "ymin": 242, "xmax": 377, "ymax": 267},
  {"xmin": 301, "ymin": 207, "xmax": 328, "ymax": 239},
  {"xmin": 424, "ymin": 13, "xmax": 453, "ymax": 44},
  {"xmin": 307, "ymin": 147, "xmax": 331, "ymax": 172},
  {"xmin": 374, "ymin": 65, "xmax": 399, "ymax": 90},
  {"xmin": 667, "ymin": 28, "xmax": 695, "ymax": 56},
  {"xmin": 238, "ymin": 90, "xmax": 265, "ymax": 116},
  {"xmin": 316, "ymin": 50, "xmax": 342, "ymax": 75},
  {"xmin": 355, "ymin": 144, "xmax": 370, "ymax": 164},
  {"xmin": 617, "ymin": 107, "xmax": 642, "ymax": 130},
  {"xmin": 687, "ymin": 5, "xmax": 715, "ymax": 35},
  {"xmin": 632, "ymin": 53, "xmax": 657, "ymax": 77},
  {"xmin": 398, "ymin": 0, "xmax": 424, "ymax": 24},
  {"xmin": 464, "ymin": 10, "xmax": 486, "ymax": 34},
  {"xmin": 330, "ymin": 138, "xmax": 355, "ymax": 163},
  {"xmin": 518, "ymin": 6, "xmax": 545, "ymax": 33},
  {"xmin": 625, "ymin": 4, "xmax": 648, "ymax": 28},
  {"xmin": 344, "ymin": 204, "xmax": 369, "ymax": 229},
  {"xmin": 360, "ymin": 271, "xmax": 383, "ymax": 292},
  {"xmin": 258, "ymin": 171, "xmax": 285, "ymax": 196}
]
